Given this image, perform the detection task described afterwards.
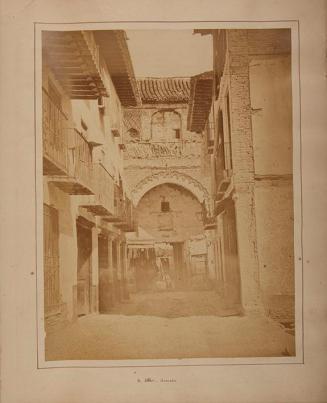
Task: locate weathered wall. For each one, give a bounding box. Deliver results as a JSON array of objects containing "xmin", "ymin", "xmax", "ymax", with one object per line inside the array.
[
  {"xmin": 247, "ymin": 42, "xmax": 294, "ymax": 320},
  {"xmin": 254, "ymin": 180, "xmax": 294, "ymax": 321},
  {"xmin": 249, "ymin": 54, "xmax": 293, "ymax": 176},
  {"xmin": 124, "ymin": 104, "xmax": 200, "ymax": 142},
  {"xmin": 254, "ymin": 180, "xmax": 294, "ymax": 295},
  {"xmin": 136, "ymin": 183, "xmax": 204, "ymax": 243}
]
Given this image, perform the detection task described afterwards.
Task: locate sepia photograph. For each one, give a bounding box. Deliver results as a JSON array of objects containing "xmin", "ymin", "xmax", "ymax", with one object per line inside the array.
[
  {"xmin": 40, "ymin": 26, "xmax": 298, "ymax": 363},
  {"xmin": 3, "ymin": 0, "xmax": 327, "ymax": 401}
]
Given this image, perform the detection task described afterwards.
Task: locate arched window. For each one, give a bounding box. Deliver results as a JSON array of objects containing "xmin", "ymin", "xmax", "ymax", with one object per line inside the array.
[{"xmin": 151, "ymin": 110, "xmax": 182, "ymax": 142}]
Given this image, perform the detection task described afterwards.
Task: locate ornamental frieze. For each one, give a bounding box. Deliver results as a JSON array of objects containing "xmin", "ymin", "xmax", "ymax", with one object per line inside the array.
[{"xmin": 124, "ymin": 141, "xmax": 202, "ymax": 159}]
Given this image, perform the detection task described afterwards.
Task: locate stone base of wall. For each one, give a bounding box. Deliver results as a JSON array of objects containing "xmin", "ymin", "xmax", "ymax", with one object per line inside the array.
[{"xmin": 263, "ymin": 294, "xmax": 295, "ymax": 334}]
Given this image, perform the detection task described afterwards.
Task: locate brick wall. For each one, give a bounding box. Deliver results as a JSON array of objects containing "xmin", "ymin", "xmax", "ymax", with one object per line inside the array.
[
  {"xmin": 227, "ymin": 30, "xmax": 255, "ymax": 185},
  {"xmin": 222, "ymin": 29, "xmax": 294, "ymax": 318}
]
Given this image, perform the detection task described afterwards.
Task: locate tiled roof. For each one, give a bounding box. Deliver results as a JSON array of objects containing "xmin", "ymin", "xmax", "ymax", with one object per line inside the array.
[
  {"xmin": 137, "ymin": 77, "xmax": 190, "ymax": 104},
  {"xmin": 187, "ymin": 71, "xmax": 214, "ymax": 133}
]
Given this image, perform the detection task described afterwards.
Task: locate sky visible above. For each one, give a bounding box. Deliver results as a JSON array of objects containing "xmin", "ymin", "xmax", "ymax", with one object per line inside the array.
[{"xmin": 125, "ymin": 30, "xmax": 212, "ymax": 78}]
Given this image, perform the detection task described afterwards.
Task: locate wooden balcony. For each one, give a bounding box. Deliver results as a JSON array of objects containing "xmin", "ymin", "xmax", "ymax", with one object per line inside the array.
[
  {"xmin": 80, "ymin": 163, "xmax": 115, "ymax": 216},
  {"xmin": 43, "ymin": 87, "xmax": 69, "ymax": 176},
  {"xmin": 103, "ymin": 188, "xmax": 136, "ymax": 232},
  {"xmin": 42, "ymin": 31, "xmax": 108, "ymax": 99},
  {"xmin": 103, "ymin": 185, "xmax": 124, "ymax": 223},
  {"xmin": 47, "ymin": 128, "xmax": 94, "ymax": 195}
]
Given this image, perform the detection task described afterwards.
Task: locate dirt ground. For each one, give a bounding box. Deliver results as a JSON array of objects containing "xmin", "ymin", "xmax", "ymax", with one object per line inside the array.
[
  {"xmin": 45, "ymin": 290, "xmax": 295, "ymax": 361},
  {"xmin": 109, "ymin": 290, "xmax": 236, "ymax": 317}
]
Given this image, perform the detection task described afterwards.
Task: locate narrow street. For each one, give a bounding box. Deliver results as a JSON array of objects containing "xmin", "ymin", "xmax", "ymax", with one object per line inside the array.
[{"xmin": 45, "ymin": 290, "xmax": 295, "ymax": 361}]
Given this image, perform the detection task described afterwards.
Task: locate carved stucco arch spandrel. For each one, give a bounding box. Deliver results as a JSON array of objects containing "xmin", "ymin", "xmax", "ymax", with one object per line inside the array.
[{"xmin": 131, "ymin": 171, "xmax": 210, "ymax": 209}]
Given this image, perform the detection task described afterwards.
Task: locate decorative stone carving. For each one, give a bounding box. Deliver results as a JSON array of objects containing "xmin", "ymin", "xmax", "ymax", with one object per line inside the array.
[
  {"xmin": 124, "ymin": 141, "xmax": 202, "ymax": 160},
  {"xmin": 131, "ymin": 170, "xmax": 210, "ymax": 209}
]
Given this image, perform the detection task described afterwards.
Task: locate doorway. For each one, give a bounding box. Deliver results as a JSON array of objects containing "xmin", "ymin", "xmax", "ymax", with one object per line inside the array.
[
  {"xmin": 76, "ymin": 218, "xmax": 92, "ymax": 316},
  {"xmin": 43, "ymin": 204, "xmax": 61, "ymax": 317}
]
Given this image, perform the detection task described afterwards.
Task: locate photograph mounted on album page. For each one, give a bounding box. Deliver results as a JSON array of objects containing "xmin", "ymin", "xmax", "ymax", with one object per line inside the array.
[{"xmin": 1, "ymin": 1, "xmax": 326, "ymax": 402}]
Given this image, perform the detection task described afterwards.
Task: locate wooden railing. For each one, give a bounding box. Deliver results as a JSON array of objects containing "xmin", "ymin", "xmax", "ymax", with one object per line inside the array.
[
  {"xmin": 68, "ymin": 129, "xmax": 94, "ymax": 191},
  {"xmin": 43, "ymin": 87, "xmax": 68, "ymax": 173},
  {"xmin": 93, "ymin": 163, "xmax": 115, "ymax": 214}
]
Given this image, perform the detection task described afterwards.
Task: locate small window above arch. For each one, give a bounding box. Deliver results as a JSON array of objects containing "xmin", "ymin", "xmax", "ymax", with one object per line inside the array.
[{"xmin": 161, "ymin": 200, "xmax": 170, "ymax": 212}]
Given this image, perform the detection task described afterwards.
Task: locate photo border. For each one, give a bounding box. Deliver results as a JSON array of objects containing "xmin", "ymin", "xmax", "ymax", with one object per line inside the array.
[{"xmin": 34, "ymin": 19, "xmax": 303, "ymax": 369}]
